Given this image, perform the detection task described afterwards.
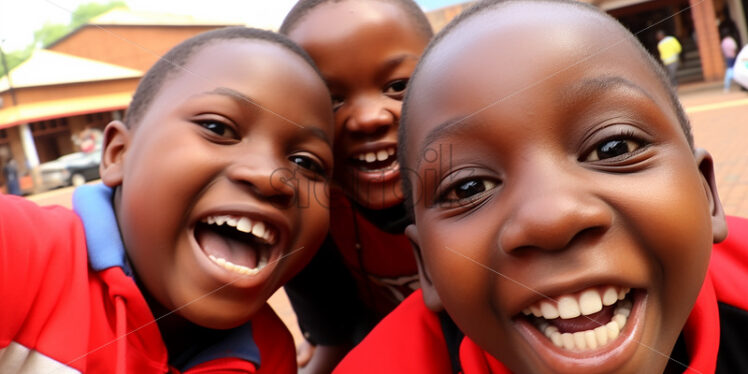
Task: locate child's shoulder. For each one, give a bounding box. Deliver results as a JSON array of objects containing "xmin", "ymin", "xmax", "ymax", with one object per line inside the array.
[
  {"xmin": 0, "ymin": 194, "xmax": 91, "ymax": 370},
  {"xmin": 334, "ymin": 289, "xmax": 453, "ymax": 374},
  {"xmin": 710, "ymin": 215, "xmax": 748, "ymax": 311},
  {"xmin": 251, "ymin": 303, "xmax": 298, "ymax": 374},
  {"xmin": 0, "ymin": 193, "xmax": 87, "ymax": 266}
]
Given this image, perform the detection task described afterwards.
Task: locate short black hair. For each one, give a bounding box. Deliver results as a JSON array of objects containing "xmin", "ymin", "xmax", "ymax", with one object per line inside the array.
[
  {"xmin": 398, "ymin": 0, "xmax": 692, "ymax": 212},
  {"xmin": 279, "ymin": 0, "xmax": 434, "ymax": 40},
  {"xmin": 124, "ymin": 26, "xmax": 321, "ymax": 127}
]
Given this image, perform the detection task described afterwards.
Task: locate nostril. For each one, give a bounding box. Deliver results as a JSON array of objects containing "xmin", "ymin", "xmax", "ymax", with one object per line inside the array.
[
  {"xmin": 567, "ymin": 226, "xmax": 607, "ymax": 249},
  {"xmin": 499, "ymin": 214, "xmax": 610, "ymax": 254},
  {"xmin": 266, "ymin": 194, "xmax": 294, "ymax": 210},
  {"xmin": 347, "ymin": 103, "xmax": 395, "ymax": 134},
  {"xmin": 227, "ymin": 163, "xmax": 298, "ymax": 207}
]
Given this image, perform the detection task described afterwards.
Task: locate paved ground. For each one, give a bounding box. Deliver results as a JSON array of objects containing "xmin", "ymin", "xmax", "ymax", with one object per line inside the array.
[
  {"xmin": 21, "ymin": 84, "xmax": 748, "ymax": 347},
  {"xmin": 680, "ymin": 85, "xmax": 748, "ymax": 217}
]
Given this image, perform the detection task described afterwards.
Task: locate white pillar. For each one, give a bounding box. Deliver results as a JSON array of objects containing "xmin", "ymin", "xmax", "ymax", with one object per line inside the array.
[
  {"xmin": 19, "ymin": 123, "xmax": 39, "ymax": 168},
  {"xmin": 19, "ymin": 123, "xmax": 44, "ymax": 192},
  {"xmin": 727, "ymin": 0, "xmax": 748, "ymax": 46}
]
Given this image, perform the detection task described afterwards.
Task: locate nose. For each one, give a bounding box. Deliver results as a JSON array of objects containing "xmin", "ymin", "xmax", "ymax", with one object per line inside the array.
[
  {"xmin": 498, "ymin": 166, "xmax": 613, "ymax": 254},
  {"xmin": 345, "ymin": 95, "xmax": 394, "ymax": 137},
  {"xmin": 226, "ymin": 159, "xmax": 296, "ymax": 208}
]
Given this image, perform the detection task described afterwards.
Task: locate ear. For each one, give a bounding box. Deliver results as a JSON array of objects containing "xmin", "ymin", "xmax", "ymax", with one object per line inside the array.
[
  {"xmin": 406, "ymin": 224, "xmax": 444, "ymax": 312},
  {"xmin": 694, "ymin": 148, "xmax": 727, "ymax": 243},
  {"xmin": 99, "ymin": 121, "xmax": 130, "ymax": 188}
]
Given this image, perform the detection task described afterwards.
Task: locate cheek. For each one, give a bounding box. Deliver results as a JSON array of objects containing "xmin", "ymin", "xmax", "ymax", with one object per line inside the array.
[
  {"xmin": 627, "ymin": 165, "xmax": 712, "ymax": 275},
  {"xmin": 386, "ymin": 98, "xmax": 403, "ymax": 123},
  {"xmin": 293, "ymin": 180, "xmax": 330, "ymax": 253},
  {"xmin": 616, "ymin": 164, "xmax": 712, "ymax": 331},
  {"xmin": 277, "ymin": 186, "xmax": 330, "ymax": 286},
  {"xmin": 122, "ymin": 145, "xmax": 207, "ymax": 247},
  {"xmin": 420, "ymin": 219, "xmax": 509, "ymax": 335}
]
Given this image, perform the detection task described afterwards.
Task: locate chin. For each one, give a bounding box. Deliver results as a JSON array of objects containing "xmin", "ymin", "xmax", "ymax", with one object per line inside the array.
[
  {"xmin": 351, "ymin": 182, "xmax": 405, "ymax": 210},
  {"xmin": 179, "ymin": 300, "xmax": 257, "ymax": 330}
]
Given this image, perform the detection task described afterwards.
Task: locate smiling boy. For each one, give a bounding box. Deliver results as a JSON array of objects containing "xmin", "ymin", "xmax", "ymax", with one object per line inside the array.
[
  {"xmin": 278, "ymin": 1, "xmax": 433, "ymax": 372},
  {"xmin": 0, "ymin": 27, "xmax": 334, "ymax": 373},
  {"xmin": 335, "ymin": 1, "xmax": 748, "ymax": 373}
]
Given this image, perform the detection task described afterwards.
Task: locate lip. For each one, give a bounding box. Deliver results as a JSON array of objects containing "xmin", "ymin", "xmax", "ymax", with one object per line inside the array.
[
  {"xmin": 189, "ymin": 204, "xmax": 291, "ymax": 288},
  {"xmin": 514, "ymin": 289, "xmax": 647, "ymax": 372},
  {"xmin": 351, "ymin": 160, "xmax": 401, "ymax": 184},
  {"xmin": 345, "ymin": 141, "xmax": 400, "ymax": 184}
]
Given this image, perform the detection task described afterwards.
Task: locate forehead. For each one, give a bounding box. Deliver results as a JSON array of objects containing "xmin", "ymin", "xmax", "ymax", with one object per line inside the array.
[
  {"xmin": 289, "ymin": 0, "xmax": 425, "ymax": 51},
  {"xmin": 407, "ymin": 3, "xmax": 678, "ymax": 149},
  {"xmin": 141, "ymin": 39, "xmax": 332, "ymax": 132}
]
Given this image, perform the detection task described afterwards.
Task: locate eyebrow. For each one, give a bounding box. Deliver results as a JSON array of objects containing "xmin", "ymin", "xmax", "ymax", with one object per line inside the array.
[
  {"xmin": 295, "ymin": 126, "xmax": 332, "ymax": 147},
  {"xmin": 417, "ymin": 115, "xmax": 476, "ymax": 170},
  {"xmin": 376, "ymin": 54, "xmax": 420, "ymax": 80},
  {"xmin": 415, "ymin": 76, "xmax": 657, "ymax": 169},
  {"xmin": 563, "ymin": 76, "xmax": 657, "ymax": 105},
  {"xmin": 324, "ymin": 54, "xmax": 419, "ymax": 89},
  {"xmin": 197, "ymin": 87, "xmax": 332, "ymax": 146}
]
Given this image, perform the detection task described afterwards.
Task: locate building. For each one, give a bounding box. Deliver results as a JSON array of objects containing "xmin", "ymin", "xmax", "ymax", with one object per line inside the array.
[
  {"xmin": 426, "ymin": 0, "xmax": 747, "ymax": 83},
  {"xmin": 0, "ymin": 8, "xmax": 238, "ymax": 193}
]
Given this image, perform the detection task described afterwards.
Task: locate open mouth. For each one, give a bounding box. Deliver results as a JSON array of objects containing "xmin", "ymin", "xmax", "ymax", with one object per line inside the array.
[
  {"xmin": 194, "ymin": 214, "xmax": 279, "ymax": 276},
  {"xmin": 349, "ymin": 146, "xmax": 397, "ymax": 172},
  {"xmin": 520, "ymin": 286, "xmax": 635, "ymax": 351}
]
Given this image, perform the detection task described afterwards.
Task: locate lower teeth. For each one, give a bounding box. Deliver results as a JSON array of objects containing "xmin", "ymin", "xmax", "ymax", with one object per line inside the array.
[
  {"xmin": 537, "ymin": 299, "xmax": 632, "ymax": 351},
  {"xmin": 209, "ymin": 254, "xmax": 266, "ymax": 275}
]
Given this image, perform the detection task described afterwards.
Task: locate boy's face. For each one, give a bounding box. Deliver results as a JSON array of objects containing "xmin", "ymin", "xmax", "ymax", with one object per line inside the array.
[
  {"xmin": 102, "ymin": 40, "xmax": 334, "ymax": 329},
  {"xmin": 405, "ymin": 5, "xmax": 725, "ymax": 373},
  {"xmin": 287, "ymin": 0, "xmax": 428, "ymax": 210}
]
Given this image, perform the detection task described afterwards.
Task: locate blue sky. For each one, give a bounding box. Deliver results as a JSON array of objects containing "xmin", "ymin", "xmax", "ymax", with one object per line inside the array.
[
  {"xmin": 0, "ymin": 0, "xmax": 467, "ymax": 52},
  {"xmin": 416, "ymin": 0, "xmax": 465, "ymax": 10}
]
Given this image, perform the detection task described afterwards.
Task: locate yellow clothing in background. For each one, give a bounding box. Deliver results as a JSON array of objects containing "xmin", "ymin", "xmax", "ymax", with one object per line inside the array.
[{"xmin": 658, "ymin": 36, "xmax": 682, "ymax": 65}]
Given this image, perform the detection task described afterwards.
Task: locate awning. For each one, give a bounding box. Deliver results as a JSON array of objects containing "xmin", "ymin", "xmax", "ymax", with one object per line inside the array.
[{"xmin": 0, "ymin": 91, "xmax": 132, "ymax": 129}]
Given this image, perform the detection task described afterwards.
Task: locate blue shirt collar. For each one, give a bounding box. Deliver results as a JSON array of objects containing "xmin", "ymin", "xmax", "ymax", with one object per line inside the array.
[
  {"xmin": 72, "ymin": 183, "xmax": 261, "ymax": 369},
  {"xmin": 73, "ymin": 183, "xmax": 132, "ymax": 275}
]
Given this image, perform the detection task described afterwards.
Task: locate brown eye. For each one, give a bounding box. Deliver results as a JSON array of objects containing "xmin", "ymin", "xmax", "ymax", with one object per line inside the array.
[
  {"xmin": 586, "ymin": 139, "xmax": 641, "ymax": 161},
  {"xmin": 442, "ymin": 179, "xmax": 497, "ymax": 202},
  {"xmin": 198, "ymin": 120, "xmax": 239, "ymax": 140},
  {"xmin": 290, "ymin": 154, "xmax": 326, "ymax": 176},
  {"xmin": 383, "ymin": 79, "xmax": 408, "ymax": 99},
  {"xmin": 331, "ymin": 95, "xmax": 344, "ymax": 111}
]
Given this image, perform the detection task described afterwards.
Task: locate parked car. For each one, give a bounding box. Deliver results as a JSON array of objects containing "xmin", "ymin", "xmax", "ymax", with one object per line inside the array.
[
  {"xmin": 39, "ymin": 150, "xmax": 101, "ymax": 190},
  {"xmin": 733, "ymin": 44, "xmax": 748, "ymax": 90}
]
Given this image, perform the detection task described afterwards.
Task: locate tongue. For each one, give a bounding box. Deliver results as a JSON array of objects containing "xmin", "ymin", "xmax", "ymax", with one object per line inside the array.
[
  {"xmin": 195, "ymin": 226, "xmax": 258, "ymax": 269},
  {"xmin": 548, "ymin": 305, "xmax": 616, "ymax": 333}
]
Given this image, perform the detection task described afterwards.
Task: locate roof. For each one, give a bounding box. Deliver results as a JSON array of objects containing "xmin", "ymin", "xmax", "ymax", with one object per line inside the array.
[
  {"xmin": 0, "ymin": 91, "xmax": 132, "ymax": 129},
  {"xmin": 0, "ymin": 49, "xmax": 142, "ymax": 91},
  {"xmin": 88, "ymin": 7, "xmax": 240, "ymax": 26},
  {"xmin": 46, "ymin": 8, "xmax": 242, "ymax": 49}
]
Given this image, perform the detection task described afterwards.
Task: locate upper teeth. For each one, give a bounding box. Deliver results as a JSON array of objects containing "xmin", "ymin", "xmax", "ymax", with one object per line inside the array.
[
  {"xmin": 201, "ymin": 214, "xmax": 276, "ymax": 245},
  {"xmin": 355, "ymin": 147, "xmax": 396, "ymax": 163},
  {"xmin": 523, "ymin": 286, "xmax": 630, "ymax": 320},
  {"xmin": 524, "ymin": 286, "xmax": 633, "ymax": 351},
  {"xmin": 535, "ymin": 298, "xmax": 633, "ymax": 351}
]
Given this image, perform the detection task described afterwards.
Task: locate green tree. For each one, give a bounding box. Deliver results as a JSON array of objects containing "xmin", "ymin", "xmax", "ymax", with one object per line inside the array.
[
  {"xmin": 33, "ymin": 22, "xmax": 70, "ymax": 48},
  {"xmin": 1, "ymin": 1, "xmax": 128, "ymax": 76},
  {"xmin": 71, "ymin": 1, "xmax": 127, "ymax": 29},
  {"xmin": 0, "ymin": 46, "xmax": 34, "ymax": 77}
]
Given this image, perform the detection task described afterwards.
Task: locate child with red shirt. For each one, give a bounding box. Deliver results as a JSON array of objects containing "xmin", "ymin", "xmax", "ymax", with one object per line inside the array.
[
  {"xmin": 0, "ymin": 27, "xmax": 334, "ymax": 373},
  {"xmin": 279, "ymin": 1, "xmax": 433, "ymax": 371},
  {"xmin": 336, "ymin": 1, "xmax": 748, "ymax": 372}
]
